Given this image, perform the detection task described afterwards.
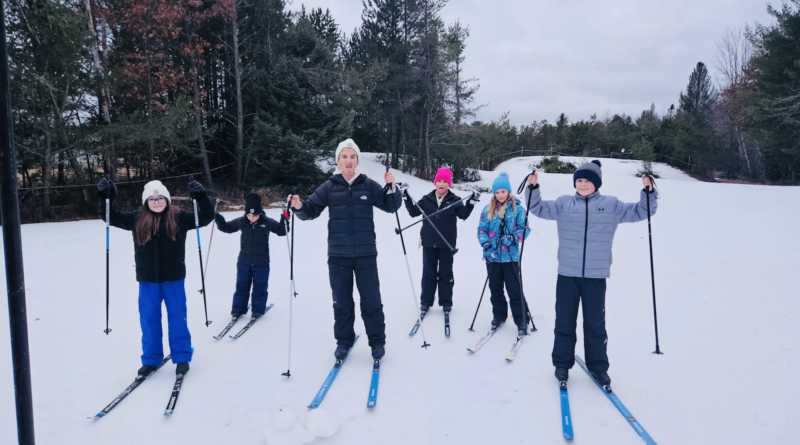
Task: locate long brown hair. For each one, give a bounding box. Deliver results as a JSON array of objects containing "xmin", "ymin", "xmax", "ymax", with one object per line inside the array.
[{"xmin": 135, "ymin": 203, "xmax": 179, "ymax": 246}]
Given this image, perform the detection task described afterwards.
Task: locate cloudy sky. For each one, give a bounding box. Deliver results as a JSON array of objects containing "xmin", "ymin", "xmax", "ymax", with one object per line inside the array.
[{"xmin": 290, "ymin": 0, "xmax": 774, "ymax": 126}]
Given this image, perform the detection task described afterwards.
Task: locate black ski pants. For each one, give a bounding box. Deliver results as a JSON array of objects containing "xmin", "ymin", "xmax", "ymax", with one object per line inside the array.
[
  {"xmin": 487, "ymin": 261, "xmax": 525, "ymax": 329},
  {"xmin": 328, "ymin": 255, "xmax": 386, "ymax": 347},
  {"xmin": 552, "ymin": 274, "xmax": 609, "ymax": 372},
  {"xmin": 420, "ymin": 247, "xmax": 454, "ymax": 307}
]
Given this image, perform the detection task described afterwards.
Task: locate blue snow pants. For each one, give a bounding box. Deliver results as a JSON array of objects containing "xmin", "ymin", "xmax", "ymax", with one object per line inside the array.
[
  {"xmin": 232, "ymin": 263, "xmax": 270, "ymax": 316},
  {"xmin": 139, "ymin": 280, "xmax": 193, "ymax": 366}
]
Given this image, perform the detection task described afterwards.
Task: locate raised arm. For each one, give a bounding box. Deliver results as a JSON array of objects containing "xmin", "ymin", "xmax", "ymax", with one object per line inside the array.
[
  {"xmin": 524, "ymin": 185, "xmax": 563, "ymax": 221},
  {"xmin": 403, "ymin": 191, "xmax": 423, "ymax": 218},
  {"xmin": 372, "ymin": 180, "xmax": 402, "ymax": 214},
  {"xmin": 265, "ymin": 215, "xmax": 288, "ymax": 237},
  {"xmin": 96, "ymin": 178, "xmax": 136, "ymax": 231},
  {"xmin": 293, "ymin": 181, "xmax": 330, "ymax": 221},
  {"xmin": 615, "ymin": 188, "xmax": 659, "ymax": 223},
  {"xmin": 214, "ymin": 213, "xmax": 242, "ymax": 234}
]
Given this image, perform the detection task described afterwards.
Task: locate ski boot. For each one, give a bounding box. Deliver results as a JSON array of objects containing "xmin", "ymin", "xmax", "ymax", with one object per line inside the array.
[
  {"xmin": 555, "ymin": 367, "xmax": 569, "ymax": 382},
  {"xmin": 371, "ymin": 344, "xmax": 385, "ymax": 360},
  {"xmin": 176, "ymin": 362, "xmax": 190, "ymax": 376},
  {"xmin": 137, "ymin": 365, "xmax": 156, "ymax": 379},
  {"xmin": 334, "ymin": 344, "xmax": 350, "ymax": 361}
]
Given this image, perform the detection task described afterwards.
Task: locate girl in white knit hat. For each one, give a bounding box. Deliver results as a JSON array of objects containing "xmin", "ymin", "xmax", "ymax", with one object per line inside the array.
[{"xmin": 96, "ymin": 177, "xmax": 214, "ymax": 378}]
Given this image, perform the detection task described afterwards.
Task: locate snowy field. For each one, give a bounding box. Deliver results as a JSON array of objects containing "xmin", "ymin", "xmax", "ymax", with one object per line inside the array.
[{"xmin": 1, "ymin": 155, "xmax": 799, "ymax": 444}]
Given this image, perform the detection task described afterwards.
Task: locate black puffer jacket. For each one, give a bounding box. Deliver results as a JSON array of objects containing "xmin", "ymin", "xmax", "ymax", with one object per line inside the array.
[
  {"xmin": 404, "ymin": 190, "xmax": 474, "ymax": 248},
  {"xmin": 99, "ymin": 194, "xmax": 214, "ymax": 283},
  {"xmin": 215, "ymin": 211, "xmax": 287, "ymax": 267},
  {"xmin": 295, "ymin": 173, "xmax": 402, "ymax": 257}
]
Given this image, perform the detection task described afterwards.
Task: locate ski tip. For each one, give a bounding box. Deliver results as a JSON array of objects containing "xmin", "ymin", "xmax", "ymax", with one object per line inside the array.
[
  {"xmin": 229, "ymin": 335, "xmax": 239, "ymax": 339},
  {"xmin": 89, "ymin": 413, "xmax": 104, "ymax": 419},
  {"xmin": 164, "ymin": 410, "xmax": 173, "ymax": 416},
  {"xmin": 367, "ymin": 402, "xmax": 376, "ymax": 408}
]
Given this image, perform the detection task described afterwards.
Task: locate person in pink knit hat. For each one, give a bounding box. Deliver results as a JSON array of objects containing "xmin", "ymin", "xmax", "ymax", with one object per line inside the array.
[{"xmin": 403, "ymin": 167, "xmax": 479, "ymax": 318}]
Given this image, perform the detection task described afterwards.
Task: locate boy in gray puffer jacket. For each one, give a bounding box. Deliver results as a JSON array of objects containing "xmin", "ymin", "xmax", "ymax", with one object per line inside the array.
[{"xmin": 524, "ymin": 160, "xmax": 657, "ymax": 387}]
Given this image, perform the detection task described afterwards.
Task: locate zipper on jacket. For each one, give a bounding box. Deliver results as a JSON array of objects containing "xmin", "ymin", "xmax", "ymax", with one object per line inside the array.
[
  {"xmin": 581, "ymin": 196, "xmax": 589, "ymax": 277},
  {"xmin": 349, "ymin": 185, "xmax": 355, "ymax": 255}
]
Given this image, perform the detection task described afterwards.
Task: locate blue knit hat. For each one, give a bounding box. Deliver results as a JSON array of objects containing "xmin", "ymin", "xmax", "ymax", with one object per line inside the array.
[
  {"xmin": 573, "ymin": 160, "xmax": 602, "ymax": 190},
  {"xmin": 492, "ymin": 172, "xmax": 512, "ymax": 193}
]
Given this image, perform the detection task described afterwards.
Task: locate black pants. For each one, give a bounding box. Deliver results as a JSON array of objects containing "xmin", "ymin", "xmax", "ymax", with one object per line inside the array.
[
  {"xmin": 328, "ymin": 255, "xmax": 386, "ymax": 347},
  {"xmin": 552, "ymin": 274, "xmax": 609, "ymax": 372},
  {"xmin": 420, "ymin": 247, "xmax": 454, "ymax": 307},
  {"xmin": 487, "ymin": 262, "xmax": 525, "ymax": 329}
]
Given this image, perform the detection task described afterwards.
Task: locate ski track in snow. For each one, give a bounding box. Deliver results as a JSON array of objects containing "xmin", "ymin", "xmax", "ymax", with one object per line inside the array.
[{"xmin": 1, "ymin": 155, "xmax": 798, "ymax": 444}]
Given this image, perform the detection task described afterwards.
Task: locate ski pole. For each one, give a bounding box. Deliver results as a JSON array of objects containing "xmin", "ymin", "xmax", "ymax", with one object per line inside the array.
[
  {"xmin": 644, "ymin": 172, "xmax": 663, "ymax": 355},
  {"xmin": 395, "ymin": 194, "xmax": 473, "ymax": 235},
  {"xmin": 280, "ymin": 196, "xmax": 297, "ymax": 377},
  {"xmin": 469, "ymin": 215, "xmax": 506, "ymax": 331},
  {"xmin": 403, "ymin": 190, "xmax": 458, "ymax": 254},
  {"xmin": 198, "ymin": 198, "xmax": 220, "ymax": 293},
  {"xmin": 468, "ymin": 272, "xmax": 490, "ymax": 331},
  {"xmin": 190, "ymin": 176, "xmax": 211, "ymax": 327},
  {"xmin": 386, "ymin": 166, "xmax": 430, "ymax": 349},
  {"xmin": 104, "ymin": 176, "xmax": 112, "ymax": 335},
  {"xmin": 516, "ymin": 169, "xmax": 538, "ymax": 333}
]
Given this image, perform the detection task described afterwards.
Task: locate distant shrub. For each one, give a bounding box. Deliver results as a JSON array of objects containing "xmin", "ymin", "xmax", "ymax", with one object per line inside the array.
[{"xmin": 537, "ymin": 155, "xmax": 577, "ymax": 174}]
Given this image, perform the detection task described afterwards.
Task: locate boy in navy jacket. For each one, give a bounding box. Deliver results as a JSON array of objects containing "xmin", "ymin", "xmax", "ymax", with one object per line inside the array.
[{"xmin": 215, "ymin": 193, "xmax": 287, "ymax": 320}]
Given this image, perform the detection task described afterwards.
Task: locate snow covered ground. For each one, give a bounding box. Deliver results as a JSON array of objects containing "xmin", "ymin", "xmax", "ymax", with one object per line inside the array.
[{"xmin": 1, "ymin": 155, "xmax": 798, "ymax": 444}]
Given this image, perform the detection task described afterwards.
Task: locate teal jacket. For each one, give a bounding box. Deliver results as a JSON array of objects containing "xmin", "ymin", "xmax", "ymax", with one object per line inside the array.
[{"xmin": 476, "ymin": 198, "xmax": 530, "ymax": 263}]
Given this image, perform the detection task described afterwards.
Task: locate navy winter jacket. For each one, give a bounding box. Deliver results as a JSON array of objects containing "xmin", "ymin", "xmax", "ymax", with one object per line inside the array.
[
  {"xmin": 525, "ymin": 185, "xmax": 658, "ymax": 278},
  {"xmin": 215, "ymin": 211, "xmax": 287, "ymax": 267},
  {"xmin": 99, "ymin": 193, "xmax": 214, "ymax": 283},
  {"xmin": 294, "ymin": 173, "xmax": 402, "ymax": 257},
  {"xmin": 404, "ymin": 190, "xmax": 474, "ymax": 248}
]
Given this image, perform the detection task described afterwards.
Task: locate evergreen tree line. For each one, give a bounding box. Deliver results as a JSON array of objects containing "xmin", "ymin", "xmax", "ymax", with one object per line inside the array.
[{"xmin": 5, "ymin": 0, "xmax": 799, "ymax": 221}]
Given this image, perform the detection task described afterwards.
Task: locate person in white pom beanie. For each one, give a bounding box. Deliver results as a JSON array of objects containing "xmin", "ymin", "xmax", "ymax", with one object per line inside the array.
[{"xmin": 96, "ymin": 176, "xmax": 214, "ymax": 378}]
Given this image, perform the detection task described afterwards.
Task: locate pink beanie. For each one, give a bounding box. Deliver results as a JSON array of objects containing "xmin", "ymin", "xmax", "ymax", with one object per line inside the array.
[{"xmin": 434, "ymin": 167, "xmax": 453, "ymax": 186}]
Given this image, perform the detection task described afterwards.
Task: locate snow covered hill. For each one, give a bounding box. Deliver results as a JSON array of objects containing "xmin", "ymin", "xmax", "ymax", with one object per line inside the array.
[{"xmin": 1, "ymin": 155, "xmax": 798, "ymax": 444}]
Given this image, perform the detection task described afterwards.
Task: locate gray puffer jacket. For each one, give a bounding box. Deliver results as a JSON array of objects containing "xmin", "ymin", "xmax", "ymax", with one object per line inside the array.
[{"xmin": 525, "ymin": 185, "xmax": 658, "ymax": 279}]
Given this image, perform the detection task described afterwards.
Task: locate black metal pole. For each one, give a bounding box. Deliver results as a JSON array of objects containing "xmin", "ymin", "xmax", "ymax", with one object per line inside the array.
[
  {"xmin": 404, "ymin": 191, "xmax": 458, "ymax": 254},
  {"xmin": 394, "ymin": 194, "xmax": 472, "ymax": 235},
  {"xmin": 104, "ymin": 196, "xmax": 111, "ymax": 334},
  {"xmin": 468, "ymin": 274, "xmax": 490, "ymax": 332},
  {"xmin": 281, "ymin": 197, "xmax": 296, "ymax": 377},
  {"xmin": 386, "ymin": 166, "xmax": 429, "ymax": 348},
  {"xmin": 644, "ymin": 176, "xmax": 663, "ymax": 355},
  {"xmin": 515, "ymin": 169, "xmax": 537, "ymax": 333},
  {"xmin": 0, "ymin": 0, "xmax": 36, "ymax": 441},
  {"xmin": 190, "ymin": 176, "xmax": 211, "ymax": 327}
]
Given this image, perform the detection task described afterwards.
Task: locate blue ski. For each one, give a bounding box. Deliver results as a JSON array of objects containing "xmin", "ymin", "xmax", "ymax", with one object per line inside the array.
[
  {"xmin": 367, "ymin": 359, "xmax": 380, "ymax": 408},
  {"xmin": 89, "ymin": 355, "xmax": 171, "ymax": 419},
  {"xmin": 575, "ymin": 355, "xmax": 657, "ymax": 445},
  {"xmin": 230, "ymin": 303, "xmax": 273, "ymax": 339},
  {"xmin": 560, "ymin": 380, "xmax": 574, "ymax": 440},
  {"xmin": 309, "ymin": 334, "xmax": 360, "ymax": 409},
  {"xmin": 409, "ymin": 311, "xmax": 427, "ymax": 336}
]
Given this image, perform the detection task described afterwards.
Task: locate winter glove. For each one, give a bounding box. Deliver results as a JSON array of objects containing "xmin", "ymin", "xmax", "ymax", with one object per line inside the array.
[
  {"xmin": 97, "ymin": 178, "xmax": 114, "ymax": 199},
  {"xmin": 214, "ymin": 212, "xmax": 225, "ymax": 226},
  {"xmin": 482, "ymin": 247, "xmax": 498, "ymax": 262},
  {"xmin": 402, "ymin": 189, "xmax": 411, "ymax": 201},
  {"xmin": 188, "ymin": 180, "xmax": 204, "ymax": 198},
  {"xmin": 469, "ymin": 192, "xmax": 480, "ymax": 205},
  {"xmin": 500, "ymin": 234, "xmax": 515, "ymax": 247}
]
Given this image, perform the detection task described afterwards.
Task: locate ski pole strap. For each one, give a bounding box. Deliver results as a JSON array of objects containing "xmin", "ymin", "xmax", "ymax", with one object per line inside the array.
[{"xmin": 516, "ymin": 169, "xmax": 537, "ymax": 195}]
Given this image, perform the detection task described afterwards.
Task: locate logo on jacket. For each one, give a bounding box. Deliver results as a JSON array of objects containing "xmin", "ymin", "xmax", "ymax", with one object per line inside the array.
[
  {"xmin": 598, "ymin": 208, "xmax": 605, "ymax": 212},
  {"xmin": 360, "ymin": 195, "xmax": 368, "ymax": 200}
]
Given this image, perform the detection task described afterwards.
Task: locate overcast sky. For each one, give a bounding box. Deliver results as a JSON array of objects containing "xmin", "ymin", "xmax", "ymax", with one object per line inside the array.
[{"xmin": 289, "ymin": 0, "xmax": 775, "ymax": 126}]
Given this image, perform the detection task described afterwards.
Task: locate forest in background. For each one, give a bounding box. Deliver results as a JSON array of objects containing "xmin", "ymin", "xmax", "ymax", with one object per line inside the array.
[{"xmin": 5, "ymin": 0, "xmax": 800, "ymax": 222}]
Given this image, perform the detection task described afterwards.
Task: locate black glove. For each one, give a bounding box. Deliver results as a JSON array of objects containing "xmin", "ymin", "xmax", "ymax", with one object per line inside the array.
[
  {"xmin": 97, "ymin": 178, "xmax": 113, "ymax": 199},
  {"xmin": 402, "ymin": 189, "xmax": 411, "ymax": 201},
  {"xmin": 188, "ymin": 180, "xmax": 204, "ymax": 198},
  {"xmin": 214, "ymin": 212, "xmax": 225, "ymax": 225}
]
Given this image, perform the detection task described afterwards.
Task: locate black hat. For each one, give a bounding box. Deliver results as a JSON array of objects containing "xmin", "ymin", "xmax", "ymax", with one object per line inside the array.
[{"xmin": 244, "ymin": 193, "xmax": 262, "ymax": 216}]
